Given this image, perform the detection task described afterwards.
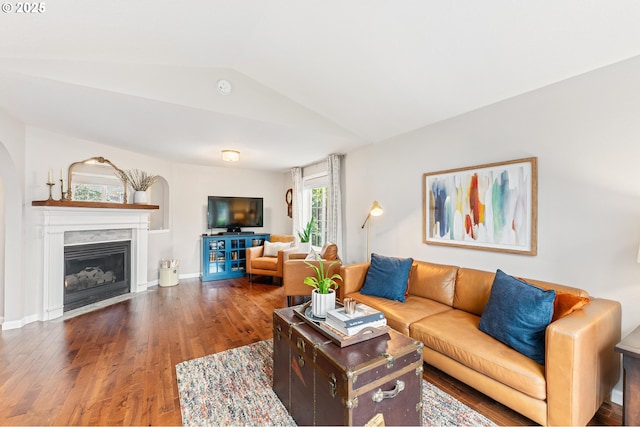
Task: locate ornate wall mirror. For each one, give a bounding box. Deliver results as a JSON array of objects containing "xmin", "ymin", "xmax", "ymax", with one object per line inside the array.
[{"xmin": 66, "ymin": 157, "xmax": 128, "ymax": 203}]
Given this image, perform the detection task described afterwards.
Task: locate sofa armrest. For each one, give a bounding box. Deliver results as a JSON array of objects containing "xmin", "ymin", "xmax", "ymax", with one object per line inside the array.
[
  {"xmin": 545, "ymin": 297, "xmax": 621, "ymax": 426},
  {"xmin": 339, "ymin": 262, "xmax": 370, "ymax": 300}
]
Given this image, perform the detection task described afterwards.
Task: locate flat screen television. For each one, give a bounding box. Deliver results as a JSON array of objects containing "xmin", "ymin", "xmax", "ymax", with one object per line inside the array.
[{"xmin": 207, "ymin": 196, "xmax": 264, "ymax": 231}]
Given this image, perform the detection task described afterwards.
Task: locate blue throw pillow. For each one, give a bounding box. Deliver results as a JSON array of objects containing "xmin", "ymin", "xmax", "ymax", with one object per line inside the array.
[
  {"xmin": 360, "ymin": 253, "xmax": 413, "ymax": 302},
  {"xmin": 478, "ymin": 269, "xmax": 556, "ymax": 365}
]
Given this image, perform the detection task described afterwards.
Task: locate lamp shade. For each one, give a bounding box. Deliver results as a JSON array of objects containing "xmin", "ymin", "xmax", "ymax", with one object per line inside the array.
[{"xmin": 369, "ymin": 201, "xmax": 383, "ymax": 217}]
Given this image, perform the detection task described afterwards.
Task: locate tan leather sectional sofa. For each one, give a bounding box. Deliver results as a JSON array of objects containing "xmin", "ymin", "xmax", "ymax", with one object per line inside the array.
[{"xmin": 340, "ymin": 259, "xmax": 621, "ymax": 426}]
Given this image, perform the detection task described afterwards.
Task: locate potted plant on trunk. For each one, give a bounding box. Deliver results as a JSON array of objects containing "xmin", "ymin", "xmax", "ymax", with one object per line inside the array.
[
  {"xmin": 297, "ymin": 218, "xmax": 315, "ymax": 253},
  {"xmin": 116, "ymin": 168, "xmax": 158, "ymax": 204},
  {"xmin": 304, "ymin": 253, "xmax": 342, "ymax": 318}
]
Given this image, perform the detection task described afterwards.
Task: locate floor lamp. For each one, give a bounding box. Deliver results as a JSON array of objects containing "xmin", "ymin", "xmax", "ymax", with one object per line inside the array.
[{"xmin": 361, "ymin": 201, "xmax": 383, "ymax": 261}]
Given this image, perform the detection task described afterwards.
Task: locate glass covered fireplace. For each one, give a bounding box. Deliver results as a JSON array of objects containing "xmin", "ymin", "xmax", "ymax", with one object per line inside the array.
[{"xmin": 64, "ymin": 240, "xmax": 131, "ymax": 312}]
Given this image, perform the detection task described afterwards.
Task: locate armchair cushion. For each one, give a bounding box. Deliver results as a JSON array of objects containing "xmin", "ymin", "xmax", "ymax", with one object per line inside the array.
[
  {"xmin": 252, "ymin": 257, "xmax": 279, "ymax": 271},
  {"xmin": 263, "ymin": 240, "xmax": 292, "ymax": 257},
  {"xmin": 319, "ymin": 242, "xmax": 338, "ymax": 261}
]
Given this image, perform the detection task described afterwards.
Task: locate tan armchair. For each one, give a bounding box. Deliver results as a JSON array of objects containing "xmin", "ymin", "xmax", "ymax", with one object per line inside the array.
[
  {"xmin": 282, "ymin": 243, "xmax": 341, "ymax": 306},
  {"xmin": 246, "ymin": 235, "xmax": 297, "ymax": 283}
]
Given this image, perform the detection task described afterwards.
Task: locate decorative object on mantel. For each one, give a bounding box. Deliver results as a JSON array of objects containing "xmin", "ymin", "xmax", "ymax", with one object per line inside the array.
[
  {"xmin": 115, "ymin": 168, "xmax": 159, "ymax": 204},
  {"xmin": 46, "ymin": 169, "xmax": 56, "ymax": 200},
  {"xmin": 66, "ymin": 156, "xmax": 128, "ymax": 203}
]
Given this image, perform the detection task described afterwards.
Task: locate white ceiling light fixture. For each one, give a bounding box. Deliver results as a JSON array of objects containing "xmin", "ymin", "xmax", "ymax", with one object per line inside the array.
[
  {"xmin": 222, "ymin": 149, "xmax": 240, "ymax": 162},
  {"xmin": 217, "ymin": 79, "xmax": 232, "ymax": 95}
]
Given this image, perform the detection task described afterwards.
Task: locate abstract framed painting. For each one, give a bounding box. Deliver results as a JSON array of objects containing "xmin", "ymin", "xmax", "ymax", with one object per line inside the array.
[{"xmin": 423, "ymin": 157, "xmax": 537, "ymax": 255}]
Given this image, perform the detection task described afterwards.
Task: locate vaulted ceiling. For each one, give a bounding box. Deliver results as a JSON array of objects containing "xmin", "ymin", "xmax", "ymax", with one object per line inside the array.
[{"xmin": 1, "ymin": 1, "xmax": 640, "ymax": 171}]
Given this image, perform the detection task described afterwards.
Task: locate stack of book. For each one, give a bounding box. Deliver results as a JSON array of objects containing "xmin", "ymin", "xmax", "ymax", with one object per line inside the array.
[{"xmin": 323, "ymin": 303, "xmax": 387, "ymax": 336}]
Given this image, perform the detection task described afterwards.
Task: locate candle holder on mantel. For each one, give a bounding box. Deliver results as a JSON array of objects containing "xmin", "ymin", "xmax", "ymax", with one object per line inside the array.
[
  {"xmin": 59, "ymin": 179, "xmax": 66, "ymax": 201},
  {"xmin": 46, "ymin": 182, "xmax": 55, "ymax": 200}
]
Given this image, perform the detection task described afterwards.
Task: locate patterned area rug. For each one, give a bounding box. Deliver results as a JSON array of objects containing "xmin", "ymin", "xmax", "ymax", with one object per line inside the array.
[{"xmin": 176, "ymin": 340, "xmax": 496, "ymax": 426}]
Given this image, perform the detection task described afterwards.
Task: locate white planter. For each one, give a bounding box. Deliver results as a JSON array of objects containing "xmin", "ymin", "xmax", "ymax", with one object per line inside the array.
[
  {"xmin": 133, "ymin": 190, "xmax": 148, "ymax": 204},
  {"xmin": 311, "ymin": 288, "xmax": 336, "ymax": 318}
]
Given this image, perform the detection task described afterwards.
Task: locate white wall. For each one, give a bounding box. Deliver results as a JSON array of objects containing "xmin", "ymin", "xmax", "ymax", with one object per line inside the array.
[
  {"xmin": 0, "ymin": 109, "xmax": 25, "ymax": 327},
  {"xmin": 344, "ymin": 55, "xmax": 640, "ymax": 401},
  {"xmin": 171, "ymin": 163, "xmax": 289, "ymax": 277},
  {"xmin": 0, "ymin": 177, "xmax": 4, "ymax": 320}
]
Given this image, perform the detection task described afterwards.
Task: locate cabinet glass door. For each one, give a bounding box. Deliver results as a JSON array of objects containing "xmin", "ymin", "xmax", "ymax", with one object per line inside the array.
[
  {"xmin": 208, "ymin": 239, "xmax": 226, "ymax": 274},
  {"xmin": 230, "ymin": 238, "xmax": 247, "ymax": 272}
]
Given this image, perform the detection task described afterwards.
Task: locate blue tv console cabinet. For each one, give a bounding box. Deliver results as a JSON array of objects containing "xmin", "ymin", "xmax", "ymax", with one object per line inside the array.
[{"xmin": 201, "ymin": 233, "xmax": 270, "ymax": 281}]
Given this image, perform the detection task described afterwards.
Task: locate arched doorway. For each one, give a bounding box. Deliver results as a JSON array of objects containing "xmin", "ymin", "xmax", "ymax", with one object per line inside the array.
[{"xmin": 0, "ymin": 141, "xmax": 24, "ymax": 328}]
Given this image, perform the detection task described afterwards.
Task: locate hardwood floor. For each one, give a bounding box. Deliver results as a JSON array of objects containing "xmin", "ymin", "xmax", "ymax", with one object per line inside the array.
[{"xmin": 0, "ymin": 277, "xmax": 622, "ymax": 426}]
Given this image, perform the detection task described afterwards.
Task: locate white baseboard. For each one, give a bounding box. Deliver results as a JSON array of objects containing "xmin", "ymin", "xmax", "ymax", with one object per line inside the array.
[
  {"xmin": 611, "ymin": 386, "xmax": 623, "ymax": 406},
  {"xmin": 2, "ymin": 319, "xmax": 23, "ymax": 330},
  {"xmin": 2, "ymin": 313, "xmax": 38, "ymax": 330},
  {"xmin": 180, "ymin": 272, "xmax": 200, "ymax": 279}
]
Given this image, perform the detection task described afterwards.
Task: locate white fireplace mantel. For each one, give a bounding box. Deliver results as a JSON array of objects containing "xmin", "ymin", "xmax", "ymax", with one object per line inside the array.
[{"xmin": 33, "ymin": 206, "xmax": 153, "ymax": 321}]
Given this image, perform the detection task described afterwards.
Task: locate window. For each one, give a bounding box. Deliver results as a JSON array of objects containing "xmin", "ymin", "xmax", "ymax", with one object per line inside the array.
[
  {"xmin": 309, "ymin": 187, "xmax": 327, "ymax": 247},
  {"xmin": 302, "ymin": 172, "xmax": 328, "ymax": 248}
]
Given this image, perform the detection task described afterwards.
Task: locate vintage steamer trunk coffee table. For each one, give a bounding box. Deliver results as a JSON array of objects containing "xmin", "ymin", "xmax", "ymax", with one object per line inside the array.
[{"xmin": 273, "ymin": 305, "xmax": 424, "ymax": 426}]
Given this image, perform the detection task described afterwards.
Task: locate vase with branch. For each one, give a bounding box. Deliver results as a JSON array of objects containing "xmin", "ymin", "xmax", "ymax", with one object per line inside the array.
[{"xmin": 116, "ymin": 168, "xmax": 159, "ymax": 204}]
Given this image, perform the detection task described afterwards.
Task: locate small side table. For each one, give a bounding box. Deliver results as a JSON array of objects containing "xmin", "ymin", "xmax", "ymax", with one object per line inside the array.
[{"xmin": 615, "ymin": 325, "xmax": 640, "ymax": 426}]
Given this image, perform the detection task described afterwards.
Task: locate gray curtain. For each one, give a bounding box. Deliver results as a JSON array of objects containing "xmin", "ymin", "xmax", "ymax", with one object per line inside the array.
[
  {"xmin": 327, "ymin": 154, "xmax": 344, "ymax": 258},
  {"xmin": 291, "ymin": 167, "xmax": 303, "ymax": 242}
]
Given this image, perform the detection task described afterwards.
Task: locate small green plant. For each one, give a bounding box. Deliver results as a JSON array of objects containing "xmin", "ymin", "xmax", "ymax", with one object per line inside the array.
[
  {"xmin": 297, "ymin": 218, "xmax": 316, "ymax": 243},
  {"xmin": 303, "ymin": 253, "xmax": 342, "ymax": 294}
]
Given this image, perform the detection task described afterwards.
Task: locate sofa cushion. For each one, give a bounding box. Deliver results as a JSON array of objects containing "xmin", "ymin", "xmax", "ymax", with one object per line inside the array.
[
  {"xmin": 453, "ymin": 268, "xmax": 496, "ymax": 315},
  {"xmin": 408, "ymin": 261, "xmax": 458, "ymax": 306},
  {"xmin": 346, "ymin": 292, "xmax": 452, "ymax": 336},
  {"xmin": 263, "ymin": 240, "xmax": 291, "ymax": 257},
  {"xmin": 479, "ymin": 269, "xmax": 556, "ymax": 365},
  {"xmin": 359, "ymin": 253, "xmax": 413, "ymax": 302},
  {"xmin": 552, "ymin": 292, "xmax": 590, "ymax": 322},
  {"xmin": 411, "ymin": 309, "xmax": 547, "ymax": 400}
]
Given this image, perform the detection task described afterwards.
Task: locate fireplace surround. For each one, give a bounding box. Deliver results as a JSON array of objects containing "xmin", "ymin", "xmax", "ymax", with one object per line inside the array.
[{"xmin": 33, "ymin": 206, "xmax": 153, "ymax": 320}]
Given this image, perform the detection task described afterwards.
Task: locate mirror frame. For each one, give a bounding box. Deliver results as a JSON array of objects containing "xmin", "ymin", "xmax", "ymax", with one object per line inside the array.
[{"xmin": 66, "ymin": 156, "xmax": 128, "ymax": 203}]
